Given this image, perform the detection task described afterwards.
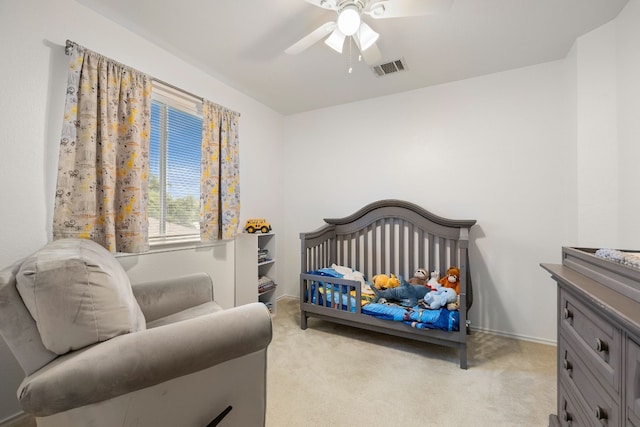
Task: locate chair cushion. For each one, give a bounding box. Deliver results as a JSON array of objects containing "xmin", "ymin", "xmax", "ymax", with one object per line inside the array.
[
  {"xmin": 16, "ymin": 238, "xmax": 146, "ymax": 354},
  {"xmin": 0, "ymin": 260, "xmax": 57, "ymax": 375}
]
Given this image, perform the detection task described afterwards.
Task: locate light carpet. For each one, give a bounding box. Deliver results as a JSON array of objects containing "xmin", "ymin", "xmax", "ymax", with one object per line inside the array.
[{"xmin": 266, "ymin": 297, "xmax": 556, "ymax": 427}]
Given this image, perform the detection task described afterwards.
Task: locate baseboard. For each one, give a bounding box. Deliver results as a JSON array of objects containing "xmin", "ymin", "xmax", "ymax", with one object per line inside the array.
[
  {"xmin": 0, "ymin": 412, "xmax": 32, "ymax": 427},
  {"xmin": 469, "ymin": 325, "xmax": 557, "ymax": 346}
]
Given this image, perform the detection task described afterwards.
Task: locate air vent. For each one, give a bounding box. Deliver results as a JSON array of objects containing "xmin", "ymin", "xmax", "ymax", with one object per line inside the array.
[{"xmin": 371, "ymin": 58, "xmax": 407, "ymax": 77}]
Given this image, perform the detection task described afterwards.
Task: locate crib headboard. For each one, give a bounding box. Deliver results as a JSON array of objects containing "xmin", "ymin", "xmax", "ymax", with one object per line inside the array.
[{"xmin": 300, "ymin": 199, "xmax": 477, "ymax": 305}]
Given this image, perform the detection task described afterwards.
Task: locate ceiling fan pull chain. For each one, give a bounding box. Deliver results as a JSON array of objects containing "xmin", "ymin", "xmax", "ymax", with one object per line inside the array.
[{"xmin": 348, "ymin": 37, "xmax": 353, "ymax": 74}]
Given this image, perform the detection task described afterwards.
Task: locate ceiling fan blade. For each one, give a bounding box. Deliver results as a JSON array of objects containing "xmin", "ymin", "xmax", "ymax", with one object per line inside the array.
[
  {"xmin": 304, "ymin": 0, "xmax": 339, "ymax": 11},
  {"xmin": 364, "ymin": 0, "xmax": 454, "ymax": 19},
  {"xmin": 285, "ymin": 21, "xmax": 337, "ymax": 55}
]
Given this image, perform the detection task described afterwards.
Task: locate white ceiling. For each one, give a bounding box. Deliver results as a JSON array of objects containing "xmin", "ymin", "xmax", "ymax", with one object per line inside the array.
[{"xmin": 77, "ymin": 0, "xmax": 628, "ymax": 115}]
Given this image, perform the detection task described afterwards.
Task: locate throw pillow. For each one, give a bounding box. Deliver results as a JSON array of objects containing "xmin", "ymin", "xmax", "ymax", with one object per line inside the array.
[{"xmin": 16, "ymin": 238, "xmax": 146, "ymax": 354}]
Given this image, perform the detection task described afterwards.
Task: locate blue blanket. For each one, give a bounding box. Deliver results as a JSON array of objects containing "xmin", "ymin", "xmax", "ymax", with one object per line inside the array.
[
  {"xmin": 363, "ymin": 303, "xmax": 459, "ymax": 331},
  {"xmin": 304, "ymin": 269, "xmax": 459, "ymax": 331}
]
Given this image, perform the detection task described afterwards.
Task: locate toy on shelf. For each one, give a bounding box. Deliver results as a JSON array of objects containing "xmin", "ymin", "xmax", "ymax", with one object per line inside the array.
[{"xmin": 244, "ymin": 218, "xmax": 272, "ymax": 234}]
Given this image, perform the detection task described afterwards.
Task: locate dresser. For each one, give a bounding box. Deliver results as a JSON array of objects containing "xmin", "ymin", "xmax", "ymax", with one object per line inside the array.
[{"xmin": 542, "ymin": 247, "xmax": 640, "ymax": 427}]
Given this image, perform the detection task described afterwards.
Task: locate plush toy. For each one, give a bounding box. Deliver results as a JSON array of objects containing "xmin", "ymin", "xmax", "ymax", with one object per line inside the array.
[
  {"xmin": 370, "ymin": 276, "xmax": 430, "ymax": 307},
  {"xmin": 330, "ymin": 264, "xmax": 372, "ymax": 295},
  {"xmin": 447, "ymin": 294, "xmax": 461, "ymax": 311},
  {"xmin": 371, "ymin": 273, "xmax": 400, "ymax": 290},
  {"xmin": 408, "ymin": 268, "xmax": 428, "ymax": 286},
  {"xmin": 423, "ymin": 286, "xmax": 457, "ymax": 310},
  {"xmin": 438, "ymin": 267, "xmax": 461, "ymax": 294},
  {"xmin": 426, "ymin": 270, "xmax": 440, "ymax": 291}
]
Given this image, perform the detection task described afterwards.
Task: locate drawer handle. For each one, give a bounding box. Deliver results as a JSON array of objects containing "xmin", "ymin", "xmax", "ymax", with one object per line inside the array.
[
  {"xmin": 595, "ymin": 338, "xmax": 609, "ymax": 353},
  {"xmin": 563, "ymin": 359, "xmax": 572, "ymax": 373},
  {"xmin": 563, "ymin": 308, "xmax": 573, "ymax": 320},
  {"xmin": 595, "ymin": 405, "xmax": 607, "ymax": 420},
  {"xmin": 562, "ymin": 411, "xmax": 572, "ymax": 425}
]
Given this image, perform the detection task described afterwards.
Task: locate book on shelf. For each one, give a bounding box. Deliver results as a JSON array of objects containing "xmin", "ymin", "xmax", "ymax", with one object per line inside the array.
[
  {"xmin": 258, "ymin": 275, "xmax": 277, "ymax": 293},
  {"xmin": 258, "ymin": 248, "xmax": 269, "ymax": 262}
]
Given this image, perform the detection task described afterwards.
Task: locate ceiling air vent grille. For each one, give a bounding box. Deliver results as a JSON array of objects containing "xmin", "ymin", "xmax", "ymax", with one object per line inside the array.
[{"xmin": 372, "ymin": 58, "xmax": 406, "ymax": 77}]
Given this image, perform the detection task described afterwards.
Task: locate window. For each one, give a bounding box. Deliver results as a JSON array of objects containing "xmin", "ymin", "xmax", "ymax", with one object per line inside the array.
[{"xmin": 149, "ymin": 83, "xmax": 202, "ymax": 242}]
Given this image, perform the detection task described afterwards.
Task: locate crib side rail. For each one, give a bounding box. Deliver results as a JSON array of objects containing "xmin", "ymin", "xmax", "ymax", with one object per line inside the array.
[{"xmin": 300, "ymin": 274, "xmax": 363, "ymax": 313}]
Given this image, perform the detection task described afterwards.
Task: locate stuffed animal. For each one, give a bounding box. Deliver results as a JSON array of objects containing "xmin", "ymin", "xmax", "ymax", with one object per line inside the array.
[
  {"xmin": 438, "ymin": 267, "xmax": 461, "ymax": 294},
  {"xmin": 426, "ymin": 270, "xmax": 440, "ymax": 291},
  {"xmin": 370, "ymin": 276, "xmax": 430, "ymax": 307},
  {"xmin": 408, "ymin": 268, "xmax": 428, "ymax": 286},
  {"xmin": 371, "ymin": 273, "xmax": 400, "ymax": 290},
  {"xmin": 423, "ymin": 286, "xmax": 457, "ymax": 310},
  {"xmin": 330, "ymin": 264, "xmax": 372, "ymax": 295},
  {"xmin": 447, "ymin": 294, "xmax": 461, "ymax": 311}
]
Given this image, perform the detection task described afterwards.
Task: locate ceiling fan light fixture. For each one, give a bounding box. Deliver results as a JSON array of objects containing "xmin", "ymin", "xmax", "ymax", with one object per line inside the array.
[
  {"xmin": 356, "ymin": 22, "xmax": 379, "ymax": 51},
  {"xmin": 337, "ymin": 5, "xmax": 361, "ymax": 36},
  {"xmin": 324, "ymin": 28, "xmax": 346, "ymax": 53}
]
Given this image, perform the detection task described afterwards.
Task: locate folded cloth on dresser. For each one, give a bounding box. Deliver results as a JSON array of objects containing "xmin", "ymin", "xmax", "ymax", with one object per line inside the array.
[{"xmin": 595, "ymin": 248, "xmax": 640, "ymax": 269}]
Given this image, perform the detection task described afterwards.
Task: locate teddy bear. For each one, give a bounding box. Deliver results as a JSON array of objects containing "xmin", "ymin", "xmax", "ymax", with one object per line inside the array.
[
  {"xmin": 369, "ymin": 276, "xmax": 430, "ymax": 307},
  {"xmin": 446, "ymin": 294, "xmax": 461, "ymax": 311},
  {"xmin": 371, "ymin": 273, "xmax": 400, "ymax": 290},
  {"xmin": 438, "ymin": 267, "xmax": 461, "ymax": 294},
  {"xmin": 408, "ymin": 268, "xmax": 428, "ymax": 286}
]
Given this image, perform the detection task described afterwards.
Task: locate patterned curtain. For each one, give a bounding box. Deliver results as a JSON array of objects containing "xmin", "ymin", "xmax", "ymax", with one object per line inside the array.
[
  {"xmin": 200, "ymin": 101, "xmax": 241, "ymax": 241},
  {"xmin": 53, "ymin": 44, "xmax": 151, "ymax": 253}
]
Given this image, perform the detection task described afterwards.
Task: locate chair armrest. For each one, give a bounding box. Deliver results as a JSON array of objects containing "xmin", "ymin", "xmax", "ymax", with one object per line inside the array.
[
  {"xmin": 132, "ymin": 272, "xmax": 215, "ymax": 322},
  {"xmin": 18, "ymin": 302, "xmax": 272, "ymax": 417}
]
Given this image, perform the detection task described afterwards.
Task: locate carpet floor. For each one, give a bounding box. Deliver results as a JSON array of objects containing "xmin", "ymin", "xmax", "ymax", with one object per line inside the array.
[
  {"xmin": 266, "ymin": 297, "xmax": 556, "ymax": 427},
  {"xmin": 8, "ymin": 298, "xmax": 556, "ymax": 427}
]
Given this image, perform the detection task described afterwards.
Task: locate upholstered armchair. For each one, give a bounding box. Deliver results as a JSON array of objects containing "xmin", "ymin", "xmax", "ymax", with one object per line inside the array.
[{"xmin": 0, "ymin": 238, "xmax": 272, "ymax": 427}]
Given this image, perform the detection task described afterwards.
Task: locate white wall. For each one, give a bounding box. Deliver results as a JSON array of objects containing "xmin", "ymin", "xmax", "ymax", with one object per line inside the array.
[
  {"xmin": 572, "ymin": 0, "xmax": 640, "ymax": 249},
  {"xmin": 575, "ymin": 21, "xmax": 620, "ymax": 247},
  {"xmin": 0, "ymin": 0, "xmax": 284, "ymax": 420},
  {"xmin": 616, "ymin": 0, "xmax": 640, "ymax": 248},
  {"xmin": 282, "ymin": 60, "xmax": 576, "ymax": 344}
]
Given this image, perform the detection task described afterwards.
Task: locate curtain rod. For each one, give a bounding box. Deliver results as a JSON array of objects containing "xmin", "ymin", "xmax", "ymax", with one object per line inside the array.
[{"xmin": 64, "ymin": 40, "xmax": 240, "ymax": 116}]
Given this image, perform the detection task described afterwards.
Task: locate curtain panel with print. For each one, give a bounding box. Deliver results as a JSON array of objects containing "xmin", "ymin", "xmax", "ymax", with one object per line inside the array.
[
  {"xmin": 200, "ymin": 101, "xmax": 240, "ymax": 241},
  {"xmin": 53, "ymin": 44, "xmax": 151, "ymax": 253}
]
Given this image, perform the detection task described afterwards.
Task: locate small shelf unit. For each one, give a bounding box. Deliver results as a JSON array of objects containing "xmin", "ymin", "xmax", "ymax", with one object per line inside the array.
[{"xmin": 235, "ymin": 232, "xmax": 277, "ymax": 315}]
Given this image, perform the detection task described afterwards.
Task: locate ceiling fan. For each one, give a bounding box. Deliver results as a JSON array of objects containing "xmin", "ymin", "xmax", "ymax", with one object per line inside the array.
[{"xmin": 285, "ymin": 0, "xmax": 454, "ymax": 64}]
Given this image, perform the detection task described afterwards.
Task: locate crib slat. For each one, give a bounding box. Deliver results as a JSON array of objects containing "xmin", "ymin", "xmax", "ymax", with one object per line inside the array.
[
  {"xmin": 389, "ymin": 219, "xmax": 394, "ymax": 273},
  {"xmin": 363, "ymin": 225, "xmax": 369, "ymax": 275},
  {"xmin": 428, "ymin": 233, "xmax": 435, "ymax": 272},
  {"xmin": 373, "ymin": 221, "xmax": 379, "ymax": 277},
  {"xmin": 398, "ymin": 219, "xmax": 405, "ymax": 277},
  {"xmin": 380, "ymin": 220, "xmax": 386, "ymax": 273},
  {"xmin": 417, "ymin": 229, "xmax": 425, "ymax": 272}
]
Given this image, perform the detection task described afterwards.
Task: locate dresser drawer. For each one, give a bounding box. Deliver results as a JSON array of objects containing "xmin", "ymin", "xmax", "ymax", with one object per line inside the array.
[
  {"xmin": 559, "ymin": 332, "xmax": 620, "ymax": 426},
  {"xmin": 558, "ymin": 382, "xmax": 590, "ymax": 427},
  {"xmin": 560, "ymin": 289, "xmax": 621, "ymax": 393},
  {"xmin": 628, "ymin": 338, "xmax": 640, "ymax": 426}
]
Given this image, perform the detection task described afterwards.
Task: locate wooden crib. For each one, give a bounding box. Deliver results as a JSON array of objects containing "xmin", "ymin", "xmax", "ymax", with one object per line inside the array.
[{"xmin": 299, "ymin": 199, "xmax": 476, "ymax": 369}]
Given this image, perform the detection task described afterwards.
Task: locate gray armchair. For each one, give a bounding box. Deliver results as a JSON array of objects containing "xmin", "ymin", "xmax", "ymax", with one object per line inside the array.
[{"xmin": 0, "ymin": 238, "xmax": 272, "ymax": 427}]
